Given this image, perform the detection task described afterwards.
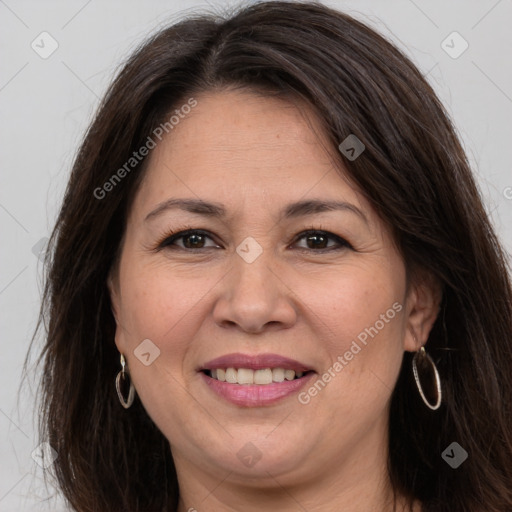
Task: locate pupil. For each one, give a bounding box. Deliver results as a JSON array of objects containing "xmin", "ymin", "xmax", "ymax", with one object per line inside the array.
[
  {"xmin": 185, "ymin": 234, "xmax": 203, "ymax": 248},
  {"xmin": 308, "ymin": 234, "xmax": 327, "ymax": 249}
]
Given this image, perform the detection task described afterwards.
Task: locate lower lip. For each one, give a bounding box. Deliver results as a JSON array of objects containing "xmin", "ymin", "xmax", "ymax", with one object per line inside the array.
[{"xmin": 200, "ymin": 371, "xmax": 315, "ymax": 407}]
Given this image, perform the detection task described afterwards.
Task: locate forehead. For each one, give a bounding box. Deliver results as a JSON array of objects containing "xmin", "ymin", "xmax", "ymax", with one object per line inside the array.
[{"xmin": 132, "ymin": 89, "xmax": 366, "ymax": 222}]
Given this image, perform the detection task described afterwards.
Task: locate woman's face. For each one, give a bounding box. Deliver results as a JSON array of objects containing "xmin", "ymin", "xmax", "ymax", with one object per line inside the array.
[{"xmin": 110, "ymin": 90, "xmax": 436, "ymax": 492}]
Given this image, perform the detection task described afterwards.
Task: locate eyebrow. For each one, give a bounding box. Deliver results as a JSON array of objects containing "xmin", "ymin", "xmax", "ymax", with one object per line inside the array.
[{"xmin": 144, "ymin": 198, "xmax": 368, "ymax": 224}]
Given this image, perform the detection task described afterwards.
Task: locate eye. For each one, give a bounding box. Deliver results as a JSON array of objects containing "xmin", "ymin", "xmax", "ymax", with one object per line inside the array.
[
  {"xmin": 292, "ymin": 229, "xmax": 352, "ymax": 252},
  {"xmin": 158, "ymin": 229, "xmax": 220, "ymax": 250},
  {"xmin": 156, "ymin": 227, "xmax": 352, "ymax": 252}
]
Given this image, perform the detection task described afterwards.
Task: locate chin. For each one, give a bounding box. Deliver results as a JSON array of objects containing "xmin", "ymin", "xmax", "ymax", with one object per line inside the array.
[{"xmin": 198, "ymin": 430, "xmax": 313, "ymax": 481}]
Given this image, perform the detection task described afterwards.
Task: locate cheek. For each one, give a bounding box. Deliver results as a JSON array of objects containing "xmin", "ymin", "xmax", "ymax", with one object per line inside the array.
[
  {"xmin": 313, "ymin": 259, "xmax": 405, "ymax": 351},
  {"xmin": 115, "ymin": 258, "xmax": 211, "ymax": 400},
  {"xmin": 118, "ymin": 258, "xmax": 216, "ymax": 345},
  {"xmin": 115, "ymin": 261, "xmax": 214, "ymax": 440},
  {"xmin": 303, "ymin": 259, "xmax": 406, "ymax": 408}
]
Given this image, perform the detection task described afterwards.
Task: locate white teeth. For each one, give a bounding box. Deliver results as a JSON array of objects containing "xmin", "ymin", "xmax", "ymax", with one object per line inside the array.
[
  {"xmin": 208, "ymin": 367, "xmax": 308, "ymax": 384},
  {"xmin": 225, "ymin": 368, "xmax": 237, "ymax": 384},
  {"xmin": 272, "ymin": 368, "xmax": 285, "ymax": 382},
  {"xmin": 284, "ymin": 369, "xmax": 295, "ymax": 381},
  {"xmin": 237, "ymin": 368, "xmax": 254, "ymax": 385},
  {"xmin": 254, "ymin": 369, "xmax": 273, "ymax": 385}
]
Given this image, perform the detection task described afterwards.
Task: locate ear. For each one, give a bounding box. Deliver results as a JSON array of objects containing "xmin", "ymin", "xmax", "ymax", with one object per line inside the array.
[{"xmin": 403, "ymin": 270, "xmax": 442, "ymax": 352}]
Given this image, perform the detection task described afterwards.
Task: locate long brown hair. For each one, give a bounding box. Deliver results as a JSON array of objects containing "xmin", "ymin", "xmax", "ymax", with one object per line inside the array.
[{"xmin": 28, "ymin": 1, "xmax": 512, "ymax": 511}]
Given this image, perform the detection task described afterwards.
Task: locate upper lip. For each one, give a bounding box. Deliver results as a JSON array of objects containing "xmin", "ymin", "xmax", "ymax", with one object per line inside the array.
[{"xmin": 200, "ymin": 353, "xmax": 315, "ymax": 372}]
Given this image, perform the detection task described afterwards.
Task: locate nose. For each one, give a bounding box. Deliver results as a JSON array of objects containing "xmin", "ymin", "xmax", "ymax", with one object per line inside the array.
[{"xmin": 212, "ymin": 248, "xmax": 298, "ymax": 334}]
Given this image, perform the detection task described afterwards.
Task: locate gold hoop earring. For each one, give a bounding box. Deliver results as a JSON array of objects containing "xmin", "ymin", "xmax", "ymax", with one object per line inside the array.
[
  {"xmin": 412, "ymin": 346, "xmax": 442, "ymax": 410},
  {"xmin": 115, "ymin": 354, "xmax": 135, "ymax": 409}
]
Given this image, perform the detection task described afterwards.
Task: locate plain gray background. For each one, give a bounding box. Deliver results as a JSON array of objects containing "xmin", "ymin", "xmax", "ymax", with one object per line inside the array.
[{"xmin": 1, "ymin": 0, "xmax": 511, "ymax": 509}]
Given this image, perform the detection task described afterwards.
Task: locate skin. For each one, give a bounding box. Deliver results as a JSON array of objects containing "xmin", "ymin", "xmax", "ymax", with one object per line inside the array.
[{"xmin": 109, "ymin": 89, "xmax": 440, "ymax": 512}]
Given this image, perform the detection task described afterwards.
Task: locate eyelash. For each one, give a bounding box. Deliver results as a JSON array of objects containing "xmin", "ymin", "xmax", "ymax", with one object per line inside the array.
[{"xmin": 155, "ymin": 225, "xmax": 353, "ymax": 253}]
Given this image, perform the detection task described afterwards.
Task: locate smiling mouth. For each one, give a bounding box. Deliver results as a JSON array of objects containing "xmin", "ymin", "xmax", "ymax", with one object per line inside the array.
[{"xmin": 202, "ymin": 368, "xmax": 314, "ymax": 385}]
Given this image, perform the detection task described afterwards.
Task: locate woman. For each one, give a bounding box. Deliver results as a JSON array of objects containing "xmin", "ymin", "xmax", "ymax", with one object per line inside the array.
[{"xmin": 31, "ymin": 1, "xmax": 512, "ymax": 511}]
